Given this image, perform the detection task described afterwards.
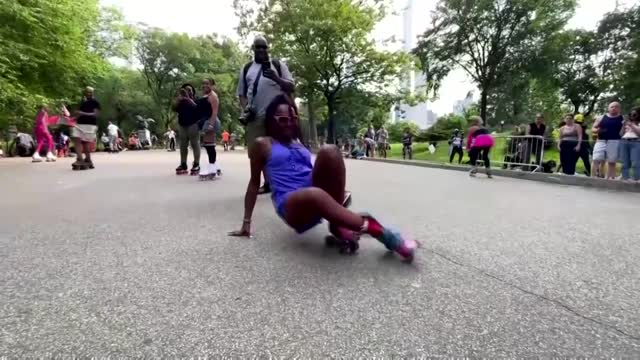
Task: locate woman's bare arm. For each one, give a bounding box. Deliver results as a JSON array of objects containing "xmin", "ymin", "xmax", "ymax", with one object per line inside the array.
[{"xmin": 230, "ymin": 138, "xmax": 270, "ymax": 237}]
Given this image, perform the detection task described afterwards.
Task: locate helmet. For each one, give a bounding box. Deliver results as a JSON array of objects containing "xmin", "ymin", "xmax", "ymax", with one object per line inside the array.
[{"xmin": 574, "ymin": 114, "xmax": 584, "ymax": 123}]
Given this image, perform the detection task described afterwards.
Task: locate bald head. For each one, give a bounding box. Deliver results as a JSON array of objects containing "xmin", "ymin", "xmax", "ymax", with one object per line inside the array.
[
  {"xmin": 252, "ymin": 36, "xmax": 269, "ymax": 63},
  {"xmin": 608, "ymin": 102, "xmax": 621, "ymax": 117}
]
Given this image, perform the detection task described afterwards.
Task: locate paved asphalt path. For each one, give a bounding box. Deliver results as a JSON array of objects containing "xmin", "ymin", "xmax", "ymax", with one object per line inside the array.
[{"xmin": 1, "ymin": 150, "xmax": 639, "ymax": 357}]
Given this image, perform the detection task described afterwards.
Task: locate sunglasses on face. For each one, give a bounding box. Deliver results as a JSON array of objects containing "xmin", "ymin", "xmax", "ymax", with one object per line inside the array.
[{"xmin": 274, "ymin": 115, "xmax": 298, "ymax": 124}]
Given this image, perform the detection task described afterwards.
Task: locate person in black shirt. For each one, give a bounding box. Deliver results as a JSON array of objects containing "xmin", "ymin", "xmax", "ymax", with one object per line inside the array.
[
  {"xmin": 402, "ymin": 128, "xmax": 413, "ymax": 160},
  {"xmin": 524, "ymin": 113, "xmax": 546, "ymax": 171},
  {"xmin": 172, "ymin": 84, "xmax": 201, "ymax": 175},
  {"xmin": 71, "ymin": 87, "xmax": 101, "ymax": 170}
]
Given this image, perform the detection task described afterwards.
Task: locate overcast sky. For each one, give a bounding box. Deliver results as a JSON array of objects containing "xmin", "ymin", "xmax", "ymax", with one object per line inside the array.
[{"xmin": 102, "ymin": 0, "xmax": 634, "ymax": 115}]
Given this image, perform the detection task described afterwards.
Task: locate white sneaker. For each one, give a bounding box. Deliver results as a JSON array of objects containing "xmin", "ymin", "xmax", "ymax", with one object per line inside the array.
[
  {"xmin": 46, "ymin": 152, "xmax": 56, "ymax": 162},
  {"xmin": 32, "ymin": 153, "xmax": 43, "ymax": 162}
]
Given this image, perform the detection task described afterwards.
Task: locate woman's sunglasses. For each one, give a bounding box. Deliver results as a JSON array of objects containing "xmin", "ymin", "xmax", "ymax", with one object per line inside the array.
[{"xmin": 274, "ymin": 115, "xmax": 299, "ymax": 124}]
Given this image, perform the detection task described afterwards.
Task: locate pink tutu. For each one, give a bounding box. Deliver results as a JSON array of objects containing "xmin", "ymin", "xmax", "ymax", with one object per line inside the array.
[{"xmin": 471, "ymin": 134, "xmax": 494, "ymax": 148}]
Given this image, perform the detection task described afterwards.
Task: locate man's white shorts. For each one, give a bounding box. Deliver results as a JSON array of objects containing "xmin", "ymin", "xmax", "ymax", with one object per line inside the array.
[
  {"xmin": 592, "ymin": 139, "xmax": 620, "ymax": 162},
  {"xmin": 71, "ymin": 124, "xmax": 98, "ymax": 143}
]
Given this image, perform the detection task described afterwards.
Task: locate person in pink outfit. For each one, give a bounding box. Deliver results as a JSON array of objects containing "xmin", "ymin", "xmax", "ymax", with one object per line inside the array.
[{"xmin": 32, "ymin": 105, "xmax": 56, "ymax": 162}]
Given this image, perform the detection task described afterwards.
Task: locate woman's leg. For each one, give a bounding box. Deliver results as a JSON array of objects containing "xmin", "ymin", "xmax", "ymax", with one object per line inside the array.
[
  {"xmin": 205, "ymin": 144, "xmax": 217, "ymax": 164},
  {"xmin": 482, "ymin": 147, "xmax": 491, "ymax": 169},
  {"xmin": 45, "ymin": 132, "xmax": 54, "ymax": 153},
  {"xmin": 283, "ymin": 145, "xmax": 416, "ymax": 258},
  {"xmin": 620, "ymin": 140, "xmax": 631, "ymax": 180},
  {"xmin": 35, "ymin": 133, "xmax": 44, "ymax": 154},
  {"xmin": 630, "ymin": 141, "xmax": 640, "ymax": 181},
  {"xmin": 187, "ymin": 124, "xmax": 201, "ymax": 165},
  {"xmin": 469, "ymin": 148, "xmax": 479, "ymax": 167},
  {"xmin": 178, "ymin": 127, "xmax": 189, "ymax": 165},
  {"xmin": 560, "ymin": 141, "xmax": 573, "ymax": 175},
  {"xmin": 311, "ymin": 145, "xmax": 344, "ymax": 203}
]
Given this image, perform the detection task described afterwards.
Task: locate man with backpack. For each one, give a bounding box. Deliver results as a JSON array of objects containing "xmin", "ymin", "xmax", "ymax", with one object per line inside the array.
[{"xmin": 237, "ymin": 36, "xmax": 295, "ymax": 194}]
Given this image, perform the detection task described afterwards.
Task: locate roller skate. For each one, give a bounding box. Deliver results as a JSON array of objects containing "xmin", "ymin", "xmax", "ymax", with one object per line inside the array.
[
  {"xmin": 190, "ymin": 162, "xmax": 200, "ymax": 176},
  {"xmin": 45, "ymin": 152, "xmax": 56, "ymax": 162},
  {"xmin": 32, "ymin": 153, "xmax": 43, "ymax": 163},
  {"xmin": 325, "ymin": 191, "xmax": 356, "ymax": 252},
  {"xmin": 486, "ymin": 170, "xmax": 493, "ymax": 179},
  {"xmin": 176, "ymin": 163, "xmax": 188, "ymax": 175},
  {"xmin": 71, "ymin": 159, "xmax": 88, "ymax": 171},
  {"xmin": 85, "ymin": 158, "xmax": 95, "ymax": 169},
  {"xmin": 469, "ymin": 166, "xmax": 478, "ymax": 177},
  {"xmin": 326, "ymin": 225, "xmax": 360, "ymax": 255},
  {"xmin": 199, "ymin": 163, "xmax": 213, "ymax": 181},
  {"xmin": 362, "ymin": 214, "xmax": 418, "ymax": 263}
]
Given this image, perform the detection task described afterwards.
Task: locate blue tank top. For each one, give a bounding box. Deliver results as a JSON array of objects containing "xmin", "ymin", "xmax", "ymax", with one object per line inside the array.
[
  {"xmin": 598, "ymin": 115, "xmax": 623, "ymax": 140},
  {"xmin": 266, "ymin": 140, "xmax": 313, "ymax": 210}
]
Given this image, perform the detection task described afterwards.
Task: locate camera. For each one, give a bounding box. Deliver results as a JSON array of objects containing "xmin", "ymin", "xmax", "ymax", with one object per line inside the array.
[{"xmin": 239, "ymin": 106, "xmax": 255, "ymax": 126}]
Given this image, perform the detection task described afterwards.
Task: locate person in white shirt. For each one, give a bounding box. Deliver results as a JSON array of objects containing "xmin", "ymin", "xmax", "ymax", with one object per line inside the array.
[
  {"xmin": 107, "ymin": 121, "xmax": 119, "ymax": 152},
  {"xmin": 165, "ymin": 128, "xmax": 176, "ymax": 151}
]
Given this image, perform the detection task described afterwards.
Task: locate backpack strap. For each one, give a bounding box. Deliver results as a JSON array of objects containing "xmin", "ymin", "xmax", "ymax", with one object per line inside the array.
[
  {"xmin": 242, "ymin": 62, "xmax": 253, "ymax": 98},
  {"xmin": 271, "ymin": 59, "xmax": 282, "ymax": 78},
  {"xmin": 243, "ymin": 59, "xmax": 285, "ymax": 98}
]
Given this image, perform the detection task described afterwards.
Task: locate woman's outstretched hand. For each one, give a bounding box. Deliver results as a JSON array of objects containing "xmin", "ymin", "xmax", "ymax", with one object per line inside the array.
[{"xmin": 228, "ymin": 222, "xmax": 251, "ymax": 238}]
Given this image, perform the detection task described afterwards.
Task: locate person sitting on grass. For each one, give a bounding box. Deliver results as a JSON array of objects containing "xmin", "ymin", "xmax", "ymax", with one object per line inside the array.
[{"xmin": 229, "ymin": 95, "xmax": 417, "ymax": 262}]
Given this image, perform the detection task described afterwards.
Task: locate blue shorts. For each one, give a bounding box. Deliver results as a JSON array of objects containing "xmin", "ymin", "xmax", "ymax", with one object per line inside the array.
[{"xmin": 274, "ymin": 192, "xmax": 322, "ymax": 234}]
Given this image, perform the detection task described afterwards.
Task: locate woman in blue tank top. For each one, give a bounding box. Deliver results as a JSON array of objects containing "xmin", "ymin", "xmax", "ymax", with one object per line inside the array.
[{"xmin": 228, "ymin": 95, "xmax": 417, "ymax": 262}]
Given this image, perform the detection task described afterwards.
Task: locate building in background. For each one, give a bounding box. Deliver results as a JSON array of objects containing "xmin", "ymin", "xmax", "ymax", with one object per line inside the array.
[
  {"xmin": 390, "ymin": 0, "xmax": 437, "ymax": 129},
  {"xmin": 452, "ymin": 91, "xmax": 475, "ymax": 116}
]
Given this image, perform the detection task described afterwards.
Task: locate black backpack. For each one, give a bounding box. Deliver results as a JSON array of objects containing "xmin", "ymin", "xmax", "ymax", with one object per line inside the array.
[{"xmin": 242, "ymin": 59, "xmax": 283, "ymax": 98}]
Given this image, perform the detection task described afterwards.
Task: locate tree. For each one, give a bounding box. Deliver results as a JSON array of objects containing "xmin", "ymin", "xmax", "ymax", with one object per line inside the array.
[
  {"xmin": 598, "ymin": 6, "xmax": 640, "ymax": 111},
  {"xmin": 414, "ymin": 0, "xmax": 576, "ymax": 125},
  {"xmin": 95, "ymin": 69, "xmax": 157, "ymax": 134},
  {"xmin": 136, "ymin": 29, "xmax": 197, "ymax": 129},
  {"xmin": 0, "ymin": 1, "xmax": 128, "ymax": 131},
  {"xmin": 419, "ymin": 114, "xmax": 466, "ymax": 142},
  {"xmin": 388, "ymin": 121, "xmax": 420, "ymax": 142},
  {"xmin": 135, "ymin": 30, "xmax": 245, "ymax": 130},
  {"xmin": 553, "ymin": 30, "xmax": 606, "ymax": 115},
  {"xmin": 234, "ymin": 0, "xmax": 410, "ymax": 143}
]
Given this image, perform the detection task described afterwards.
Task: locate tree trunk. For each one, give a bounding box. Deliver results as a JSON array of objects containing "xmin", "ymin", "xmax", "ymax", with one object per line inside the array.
[
  {"xmin": 326, "ymin": 96, "xmax": 337, "ymax": 145},
  {"xmin": 307, "ymin": 100, "xmax": 318, "ymax": 149},
  {"xmin": 572, "ymin": 101, "xmax": 580, "ymax": 114},
  {"xmin": 480, "ymin": 88, "xmax": 489, "ymax": 127}
]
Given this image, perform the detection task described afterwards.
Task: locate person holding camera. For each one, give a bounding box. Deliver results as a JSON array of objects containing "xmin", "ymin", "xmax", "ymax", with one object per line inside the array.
[
  {"xmin": 237, "ymin": 36, "xmax": 295, "ymax": 194},
  {"xmin": 173, "ymin": 84, "xmax": 200, "ymax": 175}
]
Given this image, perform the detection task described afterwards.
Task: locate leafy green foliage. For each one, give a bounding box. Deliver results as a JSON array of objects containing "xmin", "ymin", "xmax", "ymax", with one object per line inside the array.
[
  {"xmin": 418, "ymin": 114, "xmax": 467, "ymax": 142},
  {"xmin": 136, "ymin": 30, "xmax": 245, "ymax": 130},
  {"xmin": 234, "ymin": 0, "xmax": 410, "ymax": 143},
  {"xmin": 0, "ymin": 0, "xmax": 126, "ymax": 132},
  {"xmin": 414, "ymin": 0, "xmax": 576, "ymax": 124}
]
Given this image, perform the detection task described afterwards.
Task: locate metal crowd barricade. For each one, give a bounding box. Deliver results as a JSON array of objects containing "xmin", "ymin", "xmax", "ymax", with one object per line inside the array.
[{"xmin": 489, "ymin": 134, "xmax": 547, "ymax": 173}]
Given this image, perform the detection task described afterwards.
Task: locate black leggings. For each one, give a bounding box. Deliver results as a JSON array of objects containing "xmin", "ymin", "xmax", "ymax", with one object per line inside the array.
[
  {"xmin": 469, "ymin": 147, "xmax": 491, "ymax": 168},
  {"xmin": 204, "ymin": 144, "xmax": 217, "ymax": 164},
  {"xmin": 559, "ymin": 140, "xmax": 578, "ymax": 175},
  {"xmin": 450, "ymin": 146, "xmax": 463, "ymax": 163},
  {"xmin": 169, "ymin": 138, "xmax": 176, "ymax": 151}
]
